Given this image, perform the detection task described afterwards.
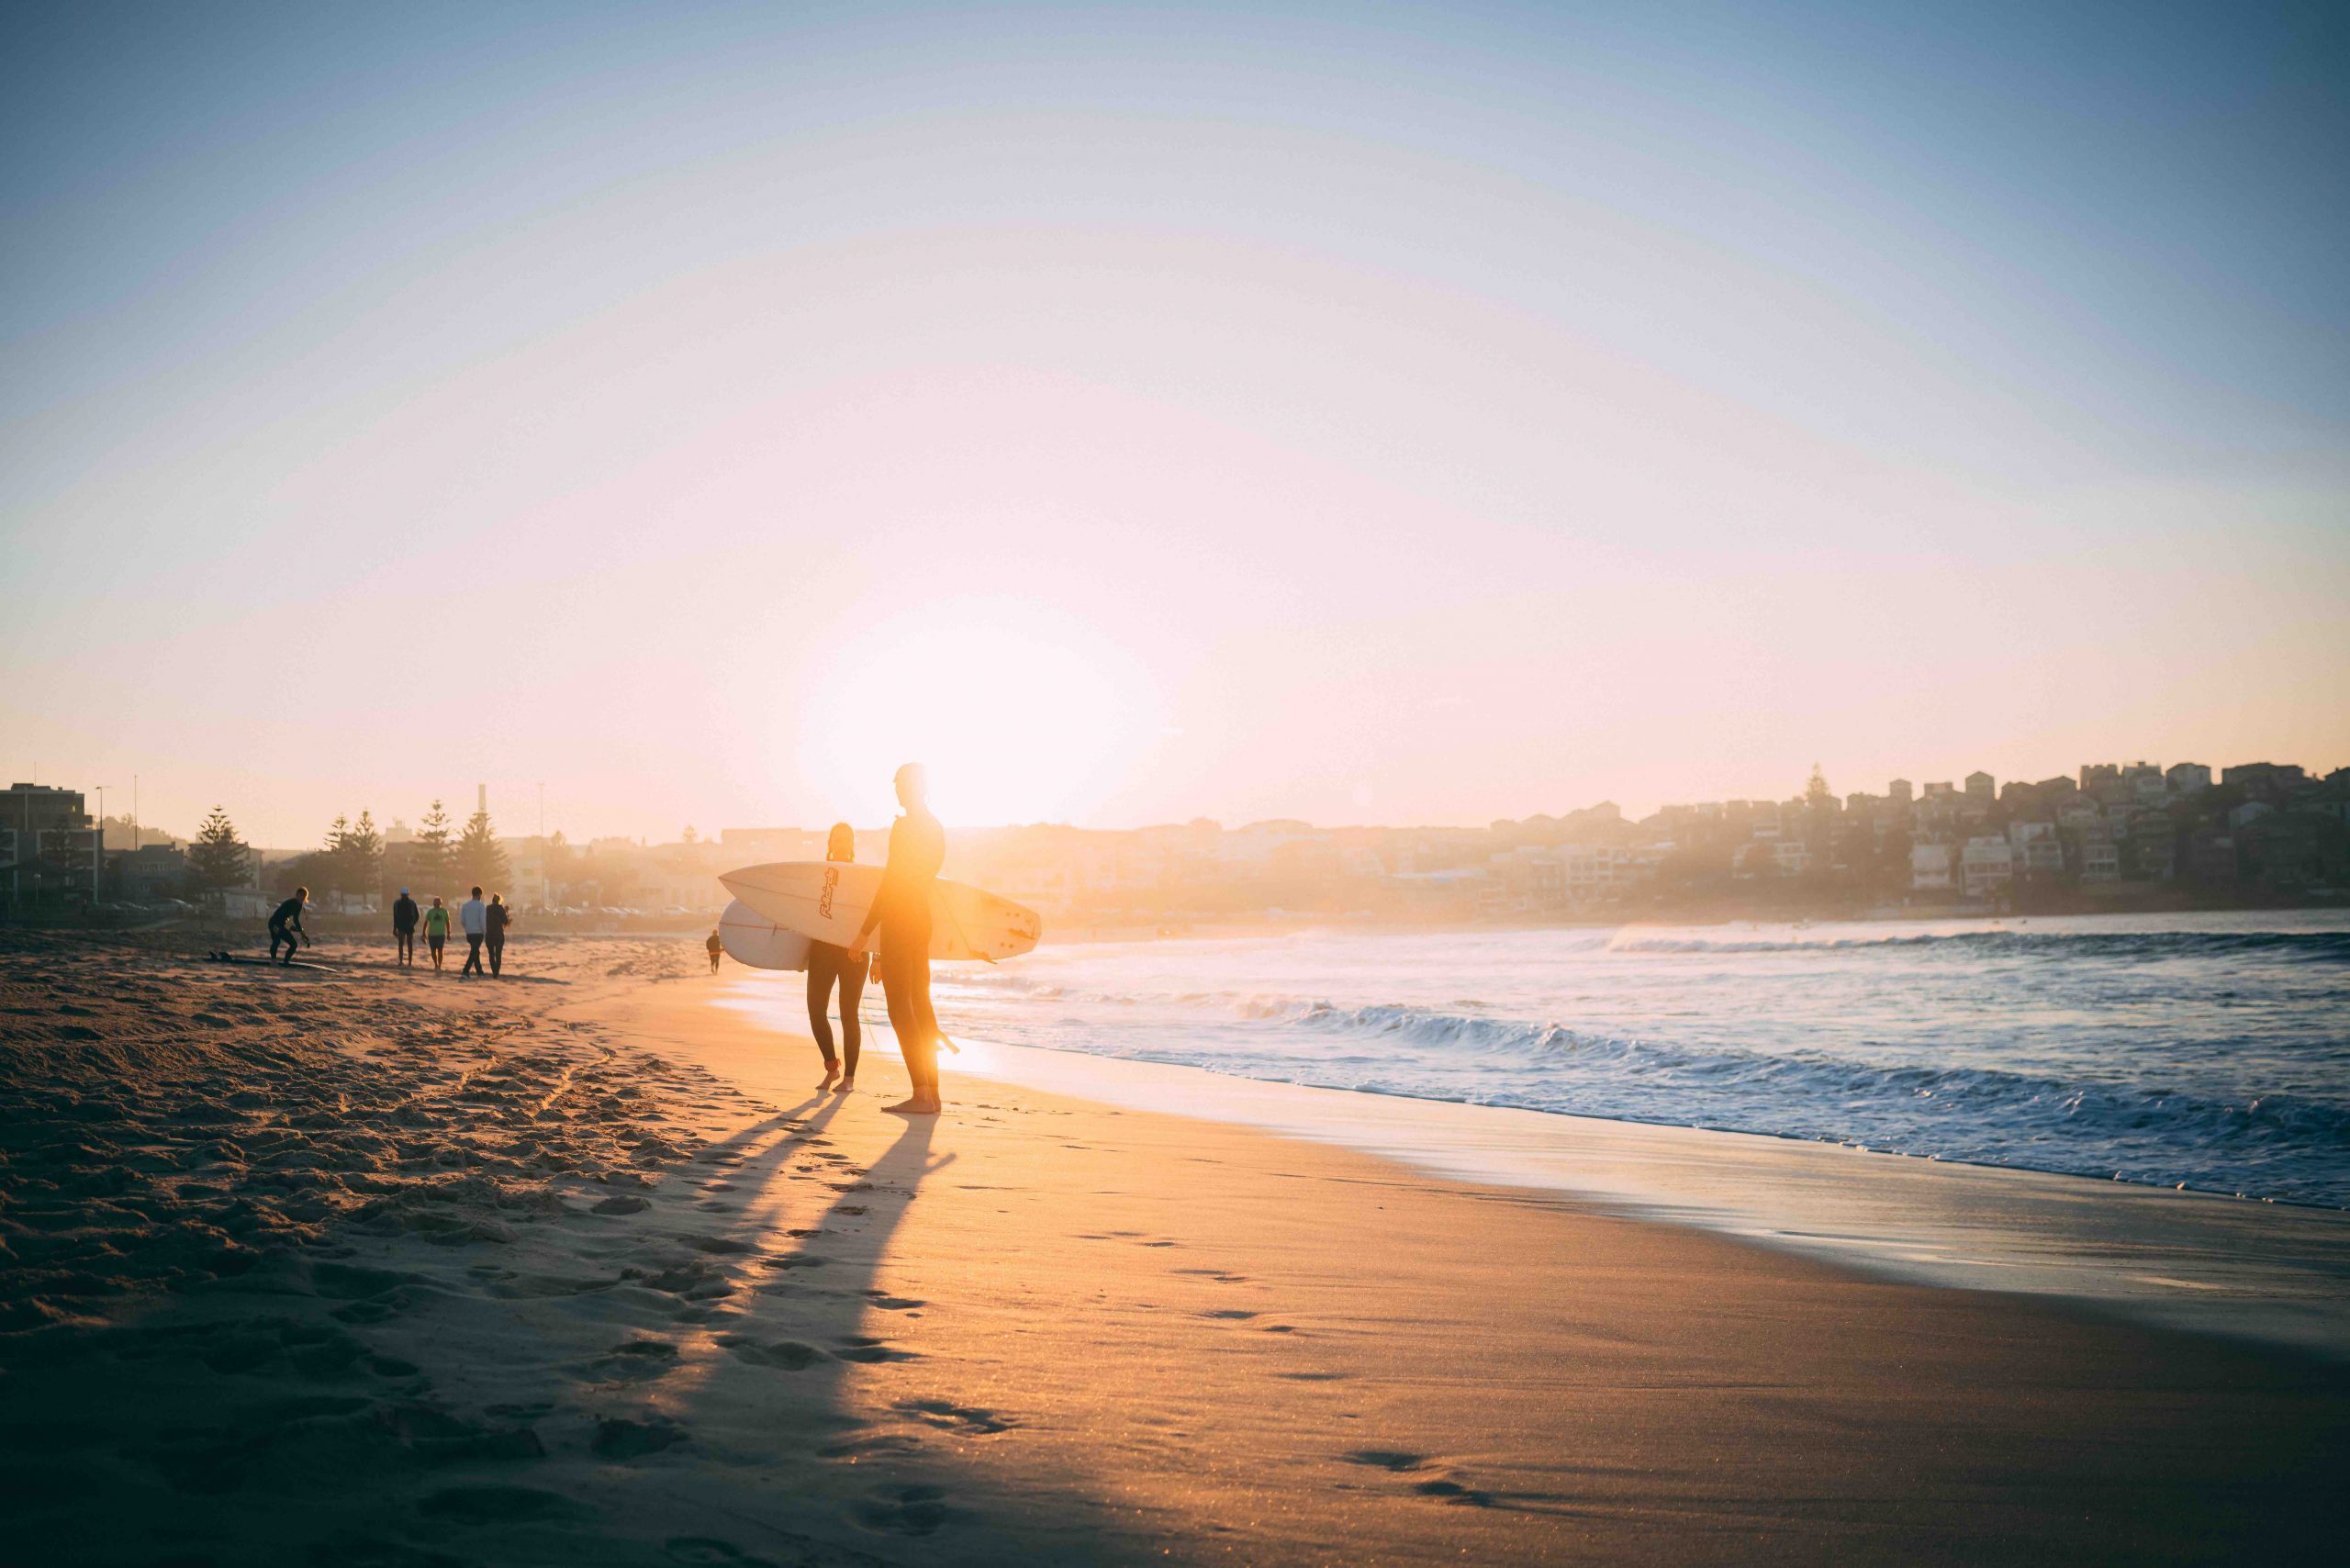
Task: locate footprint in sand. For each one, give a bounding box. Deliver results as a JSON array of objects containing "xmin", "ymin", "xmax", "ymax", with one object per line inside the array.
[
  {"xmin": 722, "ymin": 1337, "xmax": 827, "ymax": 1370},
  {"xmin": 893, "ymin": 1399, "xmax": 1013, "ymax": 1435},
  {"xmin": 418, "ymin": 1484, "xmax": 577, "ymax": 1524},
  {"xmin": 594, "ymin": 1415, "xmax": 687, "ymax": 1459},
  {"xmin": 1346, "ymin": 1450, "xmax": 1429, "ymax": 1472},
  {"xmin": 1201, "ymin": 1309, "xmax": 1259, "ymax": 1320},
  {"xmin": 833, "ymin": 1337, "xmax": 918, "ymax": 1363},
  {"xmin": 586, "ymin": 1339, "xmax": 680, "ymax": 1383},
  {"xmin": 855, "ymin": 1483, "xmax": 952, "ymax": 1536}
]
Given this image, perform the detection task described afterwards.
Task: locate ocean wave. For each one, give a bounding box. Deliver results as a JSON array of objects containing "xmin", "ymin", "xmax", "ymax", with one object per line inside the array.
[{"xmin": 1605, "ymin": 928, "xmax": 2350, "ymax": 962}]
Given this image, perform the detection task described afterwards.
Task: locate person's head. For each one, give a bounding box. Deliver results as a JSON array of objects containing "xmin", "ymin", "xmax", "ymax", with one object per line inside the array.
[
  {"xmin": 826, "ymin": 822, "xmax": 855, "ymax": 861},
  {"xmin": 432, "ymin": 896, "xmax": 443, "ymax": 907},
  {"xmin": 295, "ymin": 885, "xmax": 308, "ymax": 901},
  {"xmin": 399, "ymin": 887, "xmax": 409, "ymax": 897},
  {"xmin": 470, "ymin": 885, "xmax": 482, "ymax": 899},
  {"xmin": 489, "ymin": 892, "xmax": 503, "ymax": 906},
  {"xmin": 893, "ymin": 763, "xmax": 927, "ymax": 810}
]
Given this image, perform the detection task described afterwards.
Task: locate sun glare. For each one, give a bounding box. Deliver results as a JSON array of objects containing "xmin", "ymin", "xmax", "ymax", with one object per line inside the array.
[{"xmin": 795, "ymin": 602, "xmax": 1158, "ymax": 826}]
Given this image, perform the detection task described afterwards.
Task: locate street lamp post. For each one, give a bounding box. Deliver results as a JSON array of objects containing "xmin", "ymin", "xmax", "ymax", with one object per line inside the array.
[{"xmin": 93, "ymin": 785, "xmax": 109, "ymax": 902}]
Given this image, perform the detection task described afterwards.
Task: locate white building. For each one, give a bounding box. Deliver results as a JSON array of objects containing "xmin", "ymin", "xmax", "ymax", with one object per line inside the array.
[
  {"xmin": 2007, "ymin": 820, "xmax": 2065, "ymax": 874},
  {"xmin": 1910, "ymin": 843, "xmax": 1953, "ymax": 891},
  {"xmin": 2165, "ymin": 762, "xmax": 2212, "ymax": 794},
  {"xmin": 1961, "ymin": 836, "xmax": 2014, "ymax": 898}
]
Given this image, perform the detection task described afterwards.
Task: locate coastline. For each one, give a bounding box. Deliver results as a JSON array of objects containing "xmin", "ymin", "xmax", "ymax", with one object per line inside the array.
[
  {"xmin": 720, "ymin": 970, "xmax": 2350, "ymax": 1359},
  {"xmin": 8, "ymin": 932, "xmax": 2347, "ymax": 1564}
]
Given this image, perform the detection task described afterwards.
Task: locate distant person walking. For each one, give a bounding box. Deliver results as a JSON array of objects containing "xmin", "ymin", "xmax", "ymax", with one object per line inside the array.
[
  {"xmin": 705, "ymin": 929, "xmax": 722, "ymax": 973},
  {"xmin": 459, "ymin": 887, "xmax": 487, "ymax": 978},
  {"xmin": 807, "ymin": 822, "xmax": 868, "ymax": 1094},
  {"xmin": 486, "ymin": 892, "xmax": 511, "ymax": 977},
  {"xmin": 268, "ymin": 887, "xmax": 309, "ymax": 964},
  {"xmin": 423, "ymin": 897, "xmax": 451, "ymax": 970},
  {"xmin": 851, "ymin": 765, "xmax": 947, "ymax": 1115},
  {"xmin": 392, "ymin": 888, "xmax": 419, "ymax": 968}
]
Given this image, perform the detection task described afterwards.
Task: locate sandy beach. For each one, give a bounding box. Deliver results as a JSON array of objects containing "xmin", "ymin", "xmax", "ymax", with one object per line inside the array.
[{"xmin": 6, "ymin": 930, "xmax": 2346, "ymax": 1566}]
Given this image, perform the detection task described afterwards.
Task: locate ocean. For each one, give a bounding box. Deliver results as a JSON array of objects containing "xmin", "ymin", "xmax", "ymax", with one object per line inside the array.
[{"xmin": 901, "ymin": 910, "xmax": 2350, "ymax": 1208}]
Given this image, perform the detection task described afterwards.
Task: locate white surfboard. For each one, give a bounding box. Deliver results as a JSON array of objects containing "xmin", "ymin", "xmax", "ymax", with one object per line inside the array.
[
  {"xmin": 717, "ymin": 861, "xmax": 1042, "ymax": 961},
  {"xmin": 717, "ymin": 900, "xmax": 815, "ymax": 971}
]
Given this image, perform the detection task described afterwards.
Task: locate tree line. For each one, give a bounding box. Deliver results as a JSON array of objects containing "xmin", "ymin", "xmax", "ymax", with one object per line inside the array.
[{"xmin": 183, "ymin": 800, "xmax": 513, "ymax": 904}]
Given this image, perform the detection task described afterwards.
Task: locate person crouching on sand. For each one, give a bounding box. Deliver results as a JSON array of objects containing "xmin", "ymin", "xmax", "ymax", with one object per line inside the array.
[
  {"xmin": 850, "ymin": 764, "xmax": 948, "ymax": 1116},
  {"xmin": 268, "ymin": 887, "xmax": 309, "ymax": 964},
  {"xmin": 423, "ymin": 896, "xmax": 451, "ymax": 970}
]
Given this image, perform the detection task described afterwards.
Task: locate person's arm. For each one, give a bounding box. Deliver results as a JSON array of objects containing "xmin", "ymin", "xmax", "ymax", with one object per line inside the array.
[{"xmin": 850, "ymin": 860, "xmax": 906, "ymax": 951}]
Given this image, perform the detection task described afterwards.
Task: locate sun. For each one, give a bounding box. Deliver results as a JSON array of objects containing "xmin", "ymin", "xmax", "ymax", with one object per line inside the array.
[{"xmin": 794, "ymin": 599, "xmax": 1158, "ymax": 826}]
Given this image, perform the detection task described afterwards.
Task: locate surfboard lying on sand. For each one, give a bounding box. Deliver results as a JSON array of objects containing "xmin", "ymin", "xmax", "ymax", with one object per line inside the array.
[
  {"xmin": 717, "ymin": 862, "xmax": 1042, "ymax": 961},
  {"xmin": 207, "ymin": 950, "xmax": 336, "ymax": 969},
  {"xmin": 717, "ymin": 900, "xmax": 815, "ymax": 971}
]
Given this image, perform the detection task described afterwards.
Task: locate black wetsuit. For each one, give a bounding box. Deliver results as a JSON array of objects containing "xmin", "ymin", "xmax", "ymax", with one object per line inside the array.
[
  {"xmin": 392, "ymin": 895, "xmax": 419, "ymax": 966},
  {"xmin": 807, "ymin": 935, "xmax": 868, "ymax": 1078},
  {"xmin": 877, "ymin": 809, "xmax": 946, "ymax": 1083},
  {"xmin": 268, "ymin": 896, "xmax": 306, "ymax": 963}
]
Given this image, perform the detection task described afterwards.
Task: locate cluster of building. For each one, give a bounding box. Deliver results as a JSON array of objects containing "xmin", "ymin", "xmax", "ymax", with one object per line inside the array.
[{"xmin": 7, "ymin": 758, "xmax": 2346, "ymax": 924}]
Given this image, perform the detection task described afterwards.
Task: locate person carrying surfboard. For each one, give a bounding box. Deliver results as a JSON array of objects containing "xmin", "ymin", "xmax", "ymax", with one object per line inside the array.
[
  {"xmin": 850, "ymin": 764, "xmax": 948, "ymax": 1115},
  {"xmin": 807, "ymin": 822, "xmax": 868, "ymax": 1094},
  {"xmin": 268, "ymin": 887, "xmax": 309, "ymax": 964}
]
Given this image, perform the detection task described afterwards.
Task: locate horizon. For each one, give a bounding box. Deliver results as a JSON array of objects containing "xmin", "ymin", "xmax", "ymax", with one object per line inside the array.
[
  {"xmin": 41, "ymin": 743, "xmax": 2337, "ymax": 852},
  {"xmin": 6, "ymin": 2, "xmax": 2346, "ymax": 852}
]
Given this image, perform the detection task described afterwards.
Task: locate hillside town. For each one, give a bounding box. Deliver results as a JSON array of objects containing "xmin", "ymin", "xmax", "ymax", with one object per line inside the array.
[{"xmin": 5, "ymin": 758, "xmax": 2346, "ymax": 931}]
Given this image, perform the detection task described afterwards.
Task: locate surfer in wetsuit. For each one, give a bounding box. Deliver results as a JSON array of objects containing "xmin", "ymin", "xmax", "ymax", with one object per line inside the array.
[
  {"xmin": 268, "ymin": 888, "xmax": 309, "ymax": 964},
  {"xmin": 807, "ymin": 822, "xmax": 868, "ymax": 1094},
  {"xmin": 851, "ymin": 765, "xmax": 947, "ymax": 1115}
]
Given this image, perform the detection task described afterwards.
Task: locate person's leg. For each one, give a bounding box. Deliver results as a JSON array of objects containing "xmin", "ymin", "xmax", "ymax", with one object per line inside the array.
[
  {"xmin": 878, "ymin": 939, "xmax": 929, "ymax": 1113},
  {"xmin": 837, "ymin": 955, "xmax": 866, "ymax": 1085},
  {"xmin": 463, "ymin": 935, "xmax": 482, "ymax": 975},
  {"xmin": 805, "ymin": 956, "xmax": 840, "ymax": 1085},
  {"xmin": 488, "ymin": 938, "xmax": 502, "ymax": 976},
  {"xmin": 269, "ymin": 924, "xmax": 288, "ymax": 962}
]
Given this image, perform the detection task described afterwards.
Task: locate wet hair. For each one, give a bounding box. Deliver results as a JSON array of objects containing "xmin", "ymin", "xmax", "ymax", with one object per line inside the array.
[{"xmin": 827, "ymin": 822, "xmax": 855, "ymax": 861}]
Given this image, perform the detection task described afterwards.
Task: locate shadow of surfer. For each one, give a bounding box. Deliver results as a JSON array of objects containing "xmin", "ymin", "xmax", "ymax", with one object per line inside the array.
[{"xmin": 847, "ymin": 763, "xmax": 956, "ymax": 1117}]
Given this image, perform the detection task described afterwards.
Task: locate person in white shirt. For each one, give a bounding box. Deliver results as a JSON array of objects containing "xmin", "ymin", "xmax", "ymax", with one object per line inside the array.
[{"xmin": 458, "ymin": 887, "xmax": 488, "ymax": 978}]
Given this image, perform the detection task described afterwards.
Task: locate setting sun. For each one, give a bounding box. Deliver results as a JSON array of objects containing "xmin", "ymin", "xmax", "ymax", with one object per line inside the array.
[{"xmin": 794, "ymin": 598, "xmax": 1162, "ymax": 826}]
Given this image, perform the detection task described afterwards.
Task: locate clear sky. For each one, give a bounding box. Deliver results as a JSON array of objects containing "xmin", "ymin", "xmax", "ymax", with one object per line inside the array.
[{"xmin": 5, "ymin": 1, "xmax": 2345, "ymax": 844}]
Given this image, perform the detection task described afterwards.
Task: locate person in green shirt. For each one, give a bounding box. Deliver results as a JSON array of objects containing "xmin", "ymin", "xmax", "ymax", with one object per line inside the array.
[{"xmin": 423, "ymin": 896, "xmax": 452, "ymax": 971}]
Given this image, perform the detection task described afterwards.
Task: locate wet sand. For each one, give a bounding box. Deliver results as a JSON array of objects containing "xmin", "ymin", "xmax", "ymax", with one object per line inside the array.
[{"xmin": 5, "ymin": 931, "xmax": 2345, "ymax": 1564}]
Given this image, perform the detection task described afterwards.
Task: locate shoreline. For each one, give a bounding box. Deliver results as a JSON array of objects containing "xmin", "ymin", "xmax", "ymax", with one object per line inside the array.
[{"xmin": 717, "ymin": 980, "xmax": 2350, "ymax": 1360}]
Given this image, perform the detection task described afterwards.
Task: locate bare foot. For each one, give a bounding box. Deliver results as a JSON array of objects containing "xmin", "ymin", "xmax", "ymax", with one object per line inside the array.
[
  {"xmin": 883, "ymin": 1097, "xmax": 941, "ymax": 1116},
  {"xmin": 837, "ymin": 1078, "xmax": 856, "ymax": 1093},
  {"xmin": 817, "ymin": 1066, "xmax": 840, "ymax": 1092}
]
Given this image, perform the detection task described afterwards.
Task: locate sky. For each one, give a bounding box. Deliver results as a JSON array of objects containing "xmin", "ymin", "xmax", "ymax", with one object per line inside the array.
[{"xmin": 4, "ymin": 0, "xmax": 2345, "ymax": 845}]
